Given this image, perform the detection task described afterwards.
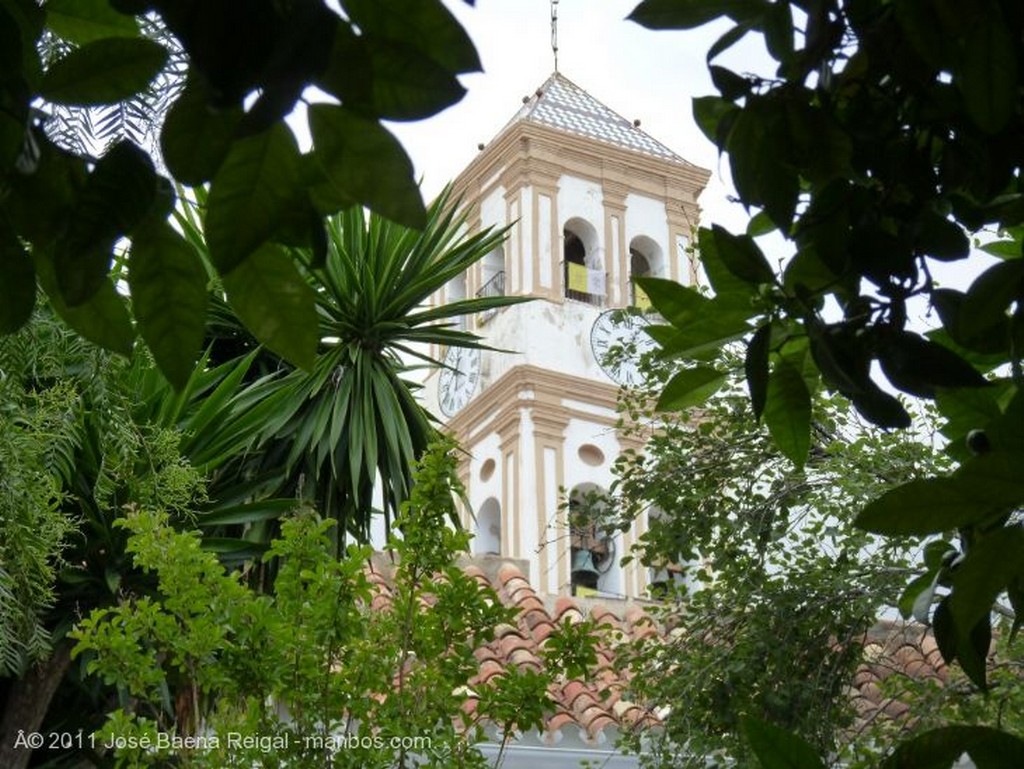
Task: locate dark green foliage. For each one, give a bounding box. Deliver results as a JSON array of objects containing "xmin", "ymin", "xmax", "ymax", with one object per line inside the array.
[
  {"xmin": 1, "ymin": 0, "xmax": 482, "ymax": 386},
  {"xmin": 70, "ymin": 442, "xmax": 575, "ymax": 768},
  {"xmin": 611, "ymin": 353, "xmax": 946, "ymax": 766},
  {"xmin": 169, "ymin": 185, "xmax": 524, "ymax": 546},
  {"xmin": 628, "ymin": 0, "xmax": 1024, "ymax": 762}
]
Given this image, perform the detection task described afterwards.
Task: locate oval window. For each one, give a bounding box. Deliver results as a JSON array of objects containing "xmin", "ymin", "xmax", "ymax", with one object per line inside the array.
[
  {"xmin": 578, "ymin": 444, "xmax": 605, "ymax": 467},
  {"xmin": 479, "ymin": 458, "xmax": 496, "ymax": 482}
]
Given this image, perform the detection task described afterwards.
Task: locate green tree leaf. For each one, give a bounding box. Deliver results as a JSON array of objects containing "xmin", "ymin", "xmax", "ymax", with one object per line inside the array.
[
  {"xmin": 221, "ymin": 244, "xmax": 317, "ymax": 371},
  {"xmin": 320, "ymin": 31, "xmax": 466, "ymax": 121},
  {"xmin": 957, "ymin": 6, "xmax": 1017, "ymax": 134},
  {"xmin": 160, "ymin": 78, "xmax": 243, "ymax": 186},
  {"xmin": 628, "ymin": 0, "xmax": 765, "ymax": 30},
  {"xmin": 34, "ymin": 250, "xmax": 133, "ymax": 355},
  {"xmin": 38, "ymin": 37, "xmax": 168, "ymax": 106},
  {"xmin": 745, "ymin": 323, "xmax": 771, "ymax": 420},
  {"xmin": 696, "ymin": 226, "xmax": 759, "ymax": 311},
  {"xmin": 855, "ymin": 477, "xmax": 999, "ymax": 535},
  {"xmin": 881, "ymin": 725, "xmax": 1024, "ymax": 769},
  {"xmin": 763, "ymin": 361, "xmax": 811, "ymax": 467},
  {"xmin": 727, "ymin": 106, "xmax": 798, "ymax": 230},
  {"xmin": 711, "ymin": 224, "xmax": 775, "ymax": 284},
  {"xmin": 309, "ymin": 104, "xmax": 425, "ymax": 229},
  {"xmin": 205, "ymin": 123, "xmax": 303, "ymax": 273},
  {"xmin": 948, "ymin": 529, "xmax": 1024, "ymax": 661},
  {"xmin": 877, "ymin": 330, "xmax": 990, "ymax": 398},
  {"xmin": 128, "ymin": 220, "xmax": 209, "ymax": 389},
  {"xmin": 634, "ymin": 276, "xmax": 708, "ymax": 326},
  {"xmin": 742, "ymin": 716, "xmax": 826, "ymax": 769},
  {"xmin": 45, "ymin": 0, "xmax": 139, "ymax": 45},
  {"xmin": 55, "ymin": 140, "xmax": 157, "ymax": 306},
  {"xmin": 693, "ymin": 94, "xmax": 739, "ymax": 147},
  {"xmin": 916, "ymin": 211, "xmax": 970, "ymax": 261},
  {"xmin": 656, "ymin": 366, "xmax": 727, "ymax": 411},
  {"xmin": 340, "ymin": 0, "xmax": 481, "ymax": 74}
]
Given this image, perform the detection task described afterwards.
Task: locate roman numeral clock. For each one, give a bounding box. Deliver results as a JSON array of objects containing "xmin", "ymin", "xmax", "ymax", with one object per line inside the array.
[
  {"xmin": 422, "ymin": 72, "xmax": 709, "ymax": 600},
  {"xmin": 589, "ymin": 309, "xmax": 657, "ymax": 388}
]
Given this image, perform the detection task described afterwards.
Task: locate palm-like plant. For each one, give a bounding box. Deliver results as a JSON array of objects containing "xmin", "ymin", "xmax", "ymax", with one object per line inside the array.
[{"xmin": 175, "ymin": 188, "xmax": 523, "ymax": 550}]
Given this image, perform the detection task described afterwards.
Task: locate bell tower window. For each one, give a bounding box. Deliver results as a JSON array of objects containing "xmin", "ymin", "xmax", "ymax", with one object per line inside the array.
[{"xmin": 563, "ymin": 219, "xmax": 604, "ymax": 305}]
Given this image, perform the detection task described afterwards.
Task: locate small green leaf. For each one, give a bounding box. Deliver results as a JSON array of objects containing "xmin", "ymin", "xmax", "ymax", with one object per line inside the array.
[
  {"xmin": 727, "ymin": 106, "xmax": 799, "ymax": 230},
  {"xmin": 309, "ymin": 104, "xmax": 425, "ymax": 229},
  {"xmin": 656, "ymin": 366, "xmax": 727, "ymax": 411},
  {"xmin": 160, "ymin": 78, "xmax": 243, "ymax": 186},
  {"xmin": 709, "ymin": 65, "xmax": 750, "ymax": 100},
  {"xmin": 651, "ymin": 312, "xmax": 751, "ymax": 361},
  {"xmin": 897, "ymin": 571, "xmax": 938, "ymax": 621},
  {"xmin": 222, "ymin": 244, "xmax": 318, "ymax": 370},
  {"xmin": 205, "ymin": 123, "xmax": 303, "ymax": 273},
  {"xmin": 0, "ymin": 220, "xmax": 36, "ymax": 333},
  {"xmin": 762, "ymin": 0, "xmax": 794, "ymax": 64},
  {"xmin": 741, "ymin": 716, "xmax": 826, "ymax": 769},
  {"xmin": 38, "ymin": 37, "xmax": 168, "ymax": 105},
  {"xmin": 45, "ymin": 0, "xmax": 139, "ymax": 45},
  {"xmin": 692, "ymin": 95, "xmax": 739, "ymax": 148},
  {"xmin": 783, "ymin": 247, "xmax": 840, "ymax": 296},
  {"xmin": 763, "ymin": 361, "xmax": 811, "ymax": 467},
  {"xmin": 745, "ymin": 323, "xmax": 771, "ymax": 420},
  {"xmin": 128, "ymin": 220, "xmax": 209, "ymax": 389}
]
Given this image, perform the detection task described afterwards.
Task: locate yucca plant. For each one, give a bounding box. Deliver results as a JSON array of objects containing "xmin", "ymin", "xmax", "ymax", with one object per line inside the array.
[{"xmin": 173, "ymin": 187, "xmax": 524, "ymax": 552}]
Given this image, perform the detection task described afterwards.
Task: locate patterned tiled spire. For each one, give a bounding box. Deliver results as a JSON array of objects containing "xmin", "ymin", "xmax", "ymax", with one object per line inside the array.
[{"xmin": 505, "ymin": 72, "xmax": 691, "ymax": 164}]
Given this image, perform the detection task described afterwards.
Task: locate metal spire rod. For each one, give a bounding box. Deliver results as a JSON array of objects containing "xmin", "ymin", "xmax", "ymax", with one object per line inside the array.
[{"xmin": 551, "ymin": 0, "xmax": 559, "ymax": 72}]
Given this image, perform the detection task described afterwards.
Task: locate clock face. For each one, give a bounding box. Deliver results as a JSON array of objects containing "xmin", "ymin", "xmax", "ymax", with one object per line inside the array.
[
  {"xmin": 590, "ymin": 309, "xmax": 657, "ymax": 387},
  {"xmin": 438, "ymin": 346, "xmax": 481, "ymax": 416}
]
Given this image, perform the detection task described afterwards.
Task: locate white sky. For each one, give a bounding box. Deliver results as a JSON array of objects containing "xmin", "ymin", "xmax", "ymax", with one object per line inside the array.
[{"xmin": 389, "ymin": 0, "xmax": 754, "ymax": 233}]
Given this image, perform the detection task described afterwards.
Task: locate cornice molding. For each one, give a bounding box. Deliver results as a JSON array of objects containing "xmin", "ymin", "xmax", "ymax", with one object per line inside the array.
[
  {"xmin": 452, "ymin": 122, "xmax": 710, "ymax": 216},
  {"xmin": 446, "ymin": 365, "xmax": 621, "ymax": 446}
]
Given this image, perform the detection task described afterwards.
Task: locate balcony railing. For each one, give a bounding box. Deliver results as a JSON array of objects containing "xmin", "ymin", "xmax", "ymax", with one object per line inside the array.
[
  {"xmin": 476, "ymin": 270, "xmax": 505, "ymax": 299},
  {"xmin": 475, "ymin": 270, "xmax": 505, "ymax": 324}
]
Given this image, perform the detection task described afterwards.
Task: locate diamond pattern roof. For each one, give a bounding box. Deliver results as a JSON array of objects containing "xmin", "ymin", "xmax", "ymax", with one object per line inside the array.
[{"xmin": 506, "ymin": 72, "xmax": 689, "ymax": 164}]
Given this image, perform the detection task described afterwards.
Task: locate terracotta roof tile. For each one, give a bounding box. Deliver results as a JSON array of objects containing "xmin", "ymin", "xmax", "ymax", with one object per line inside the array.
[{"xmin": 366, "ymin": 558, "xmax": 975, "ymax": 743}]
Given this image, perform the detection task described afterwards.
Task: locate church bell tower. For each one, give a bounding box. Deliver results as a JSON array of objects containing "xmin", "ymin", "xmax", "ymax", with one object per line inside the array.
[{"xmin": 425, "ymin": 72, "xmax": 710, "ymax": 599}]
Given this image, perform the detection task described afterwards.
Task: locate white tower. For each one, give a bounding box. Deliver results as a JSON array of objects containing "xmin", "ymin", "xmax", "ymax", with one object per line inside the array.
[{"xmin": 426, "ymin": 73, "xmax": 710, "ymax": 599}]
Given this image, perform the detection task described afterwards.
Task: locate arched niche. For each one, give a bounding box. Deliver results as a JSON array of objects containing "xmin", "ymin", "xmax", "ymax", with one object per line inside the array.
[
  {"xmin": 474, "ymin": 497, "xmax": 501, "ymax": 556},
  {"xmin": 567, "ymin": 483, "xmax": 621, "ymax": 596},
  {"xmin": 563, "ymin": 218, "xmax": 603, "ymax": 305},
  {"xmin": 628, "ymin": 235, "xmax": 664, "ymax": 311},
  {"xmin": 445, "ymin": 270, "xmax": 468, "ymax": 329}
]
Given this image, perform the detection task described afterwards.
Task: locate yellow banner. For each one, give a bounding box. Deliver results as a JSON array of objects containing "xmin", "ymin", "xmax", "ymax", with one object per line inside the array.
[
  {"xmin": 633, "ymin": 282, "xmax": 652, "ymax": 311},
  {"xmin": 567, "ymin": 261, "xmax": 589, "ymax": 294}
]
